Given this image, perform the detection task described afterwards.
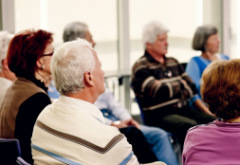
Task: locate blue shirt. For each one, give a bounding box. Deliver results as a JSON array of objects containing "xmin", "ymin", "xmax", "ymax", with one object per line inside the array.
[{"xmin": 186, "ymin": 54, "xmax": 229, "ymax": 97}]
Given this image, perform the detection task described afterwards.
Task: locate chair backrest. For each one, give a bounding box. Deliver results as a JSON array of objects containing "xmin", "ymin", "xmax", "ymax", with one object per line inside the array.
[
  {"xmin": 0, "ymin": 138, "xmax": 21, "ymax": 164},
  {"xmin": 16, "ymin": 157, "xmax": 31, "ymax": 165}
]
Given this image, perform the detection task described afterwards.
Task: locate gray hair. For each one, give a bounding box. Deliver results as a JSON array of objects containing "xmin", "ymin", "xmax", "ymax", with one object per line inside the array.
[
  {"xmin": 0, "ymin": 31, "xmax": 13, "ymax": 72},
  {"xmin": 142, "ymin": 20, "xmax": 169, "ymax": 46},
  {"xmin": 50, "ymin": 38, "xmax": 95, "ymax": 95},
  {"xmin": 63, "ymin": 22, "xmax": 88, "ymax": 42},
  {"xmin": 192, "ymin": 25, "xmax": 218, "ymax": 52}
]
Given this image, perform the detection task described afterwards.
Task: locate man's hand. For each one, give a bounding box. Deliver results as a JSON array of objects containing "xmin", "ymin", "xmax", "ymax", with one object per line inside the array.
[
  {"xmin": 110, "ymin": 120, "xmax": 128, "ymax": 128},
  {"xmin": 127, "ymin": 119, "xmax": 141, "ymax": 129},
  {"xmin": 110, "ymin": 118, "xmax": 141, "ymax": 129}
]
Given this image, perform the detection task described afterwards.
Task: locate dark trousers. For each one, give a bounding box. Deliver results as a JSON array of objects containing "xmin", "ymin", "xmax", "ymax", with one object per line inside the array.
[
  {"xmin": 119, "ymin": 126, "xmax": 157, "ymax": 163},
  {"xmin": 144, "ymin": 105, "xmax": 215, "ymax": 149}
]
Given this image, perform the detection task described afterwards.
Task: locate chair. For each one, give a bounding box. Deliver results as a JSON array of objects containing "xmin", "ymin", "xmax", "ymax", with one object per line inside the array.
[
  {"xmin": 0, "ymin": 138, "xmax": 30, "ymax": 165},
  {"xmin": 180, "ymin": 62, "xmax": 187, "ymax": 71},
  {"xmin": 134, "ymin": 98, "xmax": 182, "ymax": 164},
  {"xmin": 16, "ymin": 157, "xmax": 31, "ymax": 165}
]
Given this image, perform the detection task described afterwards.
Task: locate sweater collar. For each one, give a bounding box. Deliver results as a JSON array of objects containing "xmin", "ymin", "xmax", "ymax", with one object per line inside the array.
[
  {"xmin": 144, "ymin": 50, "xmax": 167, "ymax": 63},
  {"xmin": 57, "ymin": 95, "xmax": 106, "ymax": 124},
  {"xmin": 214, "ymin": 119, "xmax": 240, "ymax": 127},
  {"xmin": 17, "ymin": 75, "xmax": 48, "ymax": 92}
]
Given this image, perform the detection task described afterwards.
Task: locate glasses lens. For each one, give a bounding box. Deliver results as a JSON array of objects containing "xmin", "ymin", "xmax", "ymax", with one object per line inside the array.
[{"xmin": 41, "ymin": 52, "xmax": 54, "ymax": 57}]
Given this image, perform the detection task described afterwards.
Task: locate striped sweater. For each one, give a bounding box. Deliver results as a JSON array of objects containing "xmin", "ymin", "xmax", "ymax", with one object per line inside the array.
[
  {"xmin": 31, "ymin": 96, "xmax": 140, "ymax": 165},
  {"xmin": 131, "ymin": 51, "xmax": 198, "ymax": 112}
]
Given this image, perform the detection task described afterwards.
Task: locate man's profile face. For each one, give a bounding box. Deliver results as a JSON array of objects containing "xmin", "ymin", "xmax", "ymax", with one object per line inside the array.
[
  {"xmin": 92, "ymin": 50, "xmax": 105, "ymax": 95},
  {"xmin": 147, "ymin": 33, "xmax": 168, "ymax": 57}
]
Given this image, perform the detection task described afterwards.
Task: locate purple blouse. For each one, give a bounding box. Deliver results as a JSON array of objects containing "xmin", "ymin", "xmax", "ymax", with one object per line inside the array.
[{"xmin": 183, "ymin": 119, "xmax": 240, "ymax": 165}]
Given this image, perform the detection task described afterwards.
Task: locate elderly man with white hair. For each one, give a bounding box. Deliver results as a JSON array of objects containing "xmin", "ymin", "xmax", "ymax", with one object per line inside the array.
[
  {"xmin": 131, "ymin": 21, "xmax": 215, "ymax": 149},
  {"xmin": 62, "ymin": 21, "xmax": 179, "ymax": 165},
  {"xmin": 0, "ymin": 31, "xmax": 15, "ymax": 105},
  {"xmin": 31, "ymin": 39, "xmax": 164, "ymax": 165}
]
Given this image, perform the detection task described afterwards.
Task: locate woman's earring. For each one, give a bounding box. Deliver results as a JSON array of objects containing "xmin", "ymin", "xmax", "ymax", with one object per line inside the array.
[{"xmin": 41, "ymin": 64, "xmax": 45, "ymax": 70}]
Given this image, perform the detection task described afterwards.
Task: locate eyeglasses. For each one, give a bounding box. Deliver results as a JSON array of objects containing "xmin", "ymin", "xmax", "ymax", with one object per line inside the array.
[{"xmin": 40, "ymin": 52, "xmax": 54, "ymax": 58}]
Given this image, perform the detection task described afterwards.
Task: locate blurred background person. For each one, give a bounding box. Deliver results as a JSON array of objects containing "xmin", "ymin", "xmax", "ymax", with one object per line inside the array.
[
  {"xmin": 131, "ymin": 20, "xmax": 215, "ymax": 149},
  {"xmin": 0, "ymin": 29, "xmax": 53, "ymax": 163},
  {"xmin": 183, "ymin": 59, "xmax": 240, "ymax": 164},
  {"xmin": 63, "ymin": 21, "xmax": 96, "ymax": 47},
  {"xmin": 0, "ymin": 31, "xmax": 15, "ymax": 105},
  {"xmin": 186, "ymin": 25, "xmax": 229, "ymax": 96}
]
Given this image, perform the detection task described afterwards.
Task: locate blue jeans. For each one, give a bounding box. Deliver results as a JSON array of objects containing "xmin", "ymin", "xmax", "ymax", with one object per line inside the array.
[{"xmin": 140, "ymin": 125, "xmax": 179, "ymax": 165}]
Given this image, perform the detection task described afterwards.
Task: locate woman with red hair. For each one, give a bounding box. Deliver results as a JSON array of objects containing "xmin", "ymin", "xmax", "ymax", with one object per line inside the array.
[{"xmin": 0, "ymin": 29, "xmax": 53, "ymax": 164}]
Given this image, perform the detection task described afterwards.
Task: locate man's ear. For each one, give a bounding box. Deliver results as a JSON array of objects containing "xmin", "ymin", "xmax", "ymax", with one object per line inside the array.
[
  {"xmin": 84, "ymin": 71, "xmax": 94, "ymax": 86},
  {"xmin": 146, "ymin": 42, "xmax": 152, "ymax": 50}
]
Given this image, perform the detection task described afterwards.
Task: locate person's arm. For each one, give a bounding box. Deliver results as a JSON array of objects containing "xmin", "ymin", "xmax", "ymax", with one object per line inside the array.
[
  {"xmin": 100, "ymin": 89, "xmax": 141, "ymax": 129},
  {"xmin": 103, "ymin": 89, "xmax": 132, "ymax": 120},
  {"xmin": 110, "ymin": 119, "xmax": 141, "ymax": 129},
  {"xmin": 181, "ymin": 61, "xmax": 213, "ymax": 114},
  {"xmin": 181, "ymin": 70, "xmax": 212, "ymax": 114},
  {"xmin": 14, "ymin": 93, "xmax": 51, "ymax": 163},
  {"xmin": 193, "ymin": 99, "xmax": 213, "ymax": 115},
  {"xmin": 186, "ymin": 58, "xmax": 201, "ymax": 92},
  {"xmin": 131, "ymin": 63, "xmax": 186, "ymax": 101}
]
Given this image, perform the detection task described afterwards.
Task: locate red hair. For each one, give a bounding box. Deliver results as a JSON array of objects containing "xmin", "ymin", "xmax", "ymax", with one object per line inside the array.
[{"xmin": 7, "ymin": 29, "xmax": 53, "ymax": 77}]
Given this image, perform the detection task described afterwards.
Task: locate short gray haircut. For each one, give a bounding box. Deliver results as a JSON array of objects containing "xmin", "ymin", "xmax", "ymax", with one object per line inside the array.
[
  {"xmin": 142, "ymin": 20, "xmax": 169, "ymax": 46},
  {"xmin": 63, "ymin": 22, "xmax": 88, "ymax": 42},
  {"xmin": 0, "ymin": 31, "xmax": 13, "ymax": 72},
  {"xmin": 50, "ymin": 38, "xmax": 95, "ymax": 95},
  {"xmin": 192, "ymin": 25, "xmax": 218, "ymax": 52}
]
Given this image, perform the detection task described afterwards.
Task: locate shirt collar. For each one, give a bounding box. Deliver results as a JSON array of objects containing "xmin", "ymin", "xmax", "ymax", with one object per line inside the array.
[
  {"xmin": 0, "ymin": 77, "xmax": 12, "ymax": 84},
  {"xmin": 144, "ymin": 50, "xmax": 167, "ymax": 63},
  {"xmin": 214, "ymin": 119, "xmax": 240, "ymax": 127},
  {"xmin": 57, "ymin": 95, "xmax": 106, "ymax": 124}
]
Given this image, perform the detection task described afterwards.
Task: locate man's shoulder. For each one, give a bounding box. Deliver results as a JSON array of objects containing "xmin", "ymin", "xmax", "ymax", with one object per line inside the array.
[
  {"xmin": 32, "ymin": 115, "xmax": 134, "ymax": 164},
  {"xmin": 35, "ymin": 103, "xmax": 122, "ymax": 142},
  {"xmin": 165, "ymin": 56, "xmax": 179, "ymax": 64},
  {"xmin": 133, "ymin": 55, "xmax": 149, "ymax": 65}
]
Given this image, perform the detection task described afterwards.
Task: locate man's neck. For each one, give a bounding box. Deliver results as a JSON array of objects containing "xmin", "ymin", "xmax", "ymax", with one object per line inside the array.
[
  {"xmin": 67, "ymin": 88, "xmax": 97, "ymax": 104},
  {"xmin": 146, "ymin": 50, "xmax": 165, "ymax": 64},
  {"xmin": 222, "ymin": 116, "xmax": 240, "ymax": 123},
  {"xmin": 34, "ymin": 70, "xmax": 52, "ymax": 87}
]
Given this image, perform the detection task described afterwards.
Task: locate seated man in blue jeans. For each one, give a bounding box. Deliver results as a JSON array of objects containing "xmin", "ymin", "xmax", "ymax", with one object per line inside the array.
[{"xmin": 95, "ymin": 88, "xmax": 179, "ymax": 165}]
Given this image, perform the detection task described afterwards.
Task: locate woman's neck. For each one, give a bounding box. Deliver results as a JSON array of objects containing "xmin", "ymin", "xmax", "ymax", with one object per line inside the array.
[
  {"xmin": 34, "ymin": 70, "xmax": 52, "ymax": 87},
  {"xmin": 201, "ymin": 51, "xmax": 218, "ymax": 61},
  {"xmin": 222, "ymin": 116, "xmax": 240, "ymax": 123}
]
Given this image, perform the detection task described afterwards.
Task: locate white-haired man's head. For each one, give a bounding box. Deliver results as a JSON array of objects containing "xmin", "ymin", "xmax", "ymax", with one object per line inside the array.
[
  {"xmin": 0, "ymin": 31, "xmax": 14, "ymax": 72},
  {"xmin": 142, "ymin": 20, "xmax": 169, "ymax": 47},
  {"xmin": 63, "ymin": 21, "xmax": 96, "ymax": 47},
  {"xmin": 51, "ymin": 39, "xmax": 104, "ymax": 97}
]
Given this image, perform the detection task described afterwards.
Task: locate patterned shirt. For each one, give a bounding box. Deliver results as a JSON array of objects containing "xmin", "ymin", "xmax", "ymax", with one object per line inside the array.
[{"xmin": 131, "ymin": 51, "xmax": 199, "ymax": 112}]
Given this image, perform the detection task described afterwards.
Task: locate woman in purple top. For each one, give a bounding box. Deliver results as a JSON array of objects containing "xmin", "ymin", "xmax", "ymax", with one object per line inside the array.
[{"xmin": 183, "ymin": 59, "xmax": 240, "ymax": 165}]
